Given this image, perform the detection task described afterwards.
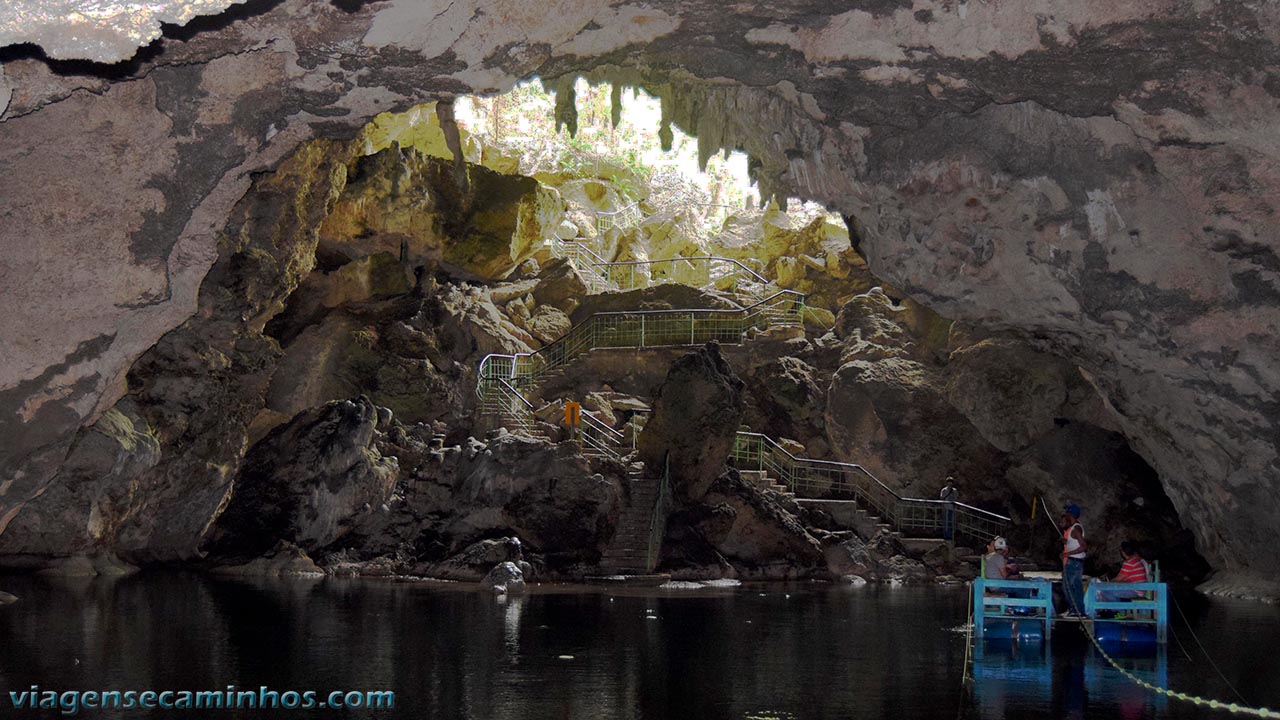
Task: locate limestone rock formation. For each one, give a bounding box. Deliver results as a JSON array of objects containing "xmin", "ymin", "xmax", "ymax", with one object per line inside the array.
[
  {"xmin": 945, "ymin": 338, "xmax": 1080, "ymax": 453},
  {"xmin": 569, "ymin": 283, "xmax": 736, "ymax": 324},
  {"xmin": 481, "ymin": 562, "xmax": 527, "ymax": 593},
  {"xmin": 2, "ymin": 0, "xmax": 1280, "ymax": 594},
  {"xmin": 678, "ymin": 471, "xmax": 824, "ymax": 578},
  {"xmin": 425, "ymin": 537, "xmax": 528, "ymax": 581},
  {"xmin": 826, "ymin": 354, "xmax": 1004, "ymax": 497},
  {"xmin": 206, "ymin": 397, "xmax": 399, "ymax": 560},
  {"xmin": 2, "ymin": 140, "xmax": 349, "ymax": 565},
  {"xmin": 326, "ymin": 431, "xmax": 624, "ymax": 578},
  {"xmin": 824, "ymin": 533, "xmax": 931, "ymax": 585},
  {"xmin": 743, "ymin": 357, "xmax": 825, "ymax": 447},
  {"xmin": 820, "ymin": 289, "xmax": 1205, "ymax": 577},
  {"xmin": 210, "ymin": 541, "xmax": 324, "ymax": 577},
  {"xmin": 319, "ymin": 145, "xmax": 566, "ymax": 280},
  {"xmin": 637, "ymin": 343, "xmax": 744, "ymax": 502}
]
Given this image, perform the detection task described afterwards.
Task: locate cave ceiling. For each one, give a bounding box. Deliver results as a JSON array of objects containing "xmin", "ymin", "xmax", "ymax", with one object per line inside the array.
[{"xmin": 0, "ymin": 0, "xmax": 1278, "ymax": 587}]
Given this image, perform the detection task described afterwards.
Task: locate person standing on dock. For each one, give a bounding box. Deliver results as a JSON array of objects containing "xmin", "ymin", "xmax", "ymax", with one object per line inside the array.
[
  {"xmin": 1060, "ymin": 504, "xmax": 1088, "ymax": 617},
  {"xmin": 940, "ymin": 477, "xmax": 958, "ymax": 540}
]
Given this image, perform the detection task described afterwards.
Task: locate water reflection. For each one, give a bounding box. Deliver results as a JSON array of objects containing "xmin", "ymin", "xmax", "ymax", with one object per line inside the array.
[
  {"xmin": 0, "ymin": 575, "xmax": 1274, "ymax": 719},
  {"xmin": 972, "ymin": 640, "xmax": 1167, "ymax": 720}
]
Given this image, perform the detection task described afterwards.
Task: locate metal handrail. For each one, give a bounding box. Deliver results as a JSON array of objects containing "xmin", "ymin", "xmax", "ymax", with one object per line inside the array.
[
  {"xmin": 592, "ymin": 256, "xmax": 773, "ymax": 305},
  {"xmin": 595, "ymin": 202, "xmax": 642, "ymax": 234},
  {"xmin": 581, "ymin": 410, "xmax": 626, "ymax": 440},
  {"xmin": 477, "ymin": 290, "xmax": 805, "ymax": 386},
  {"xmin": 730, "ymin": 431, "xmax": 1009, "ymax": 541},
  {"xmin": 573, "ymin": 410, "xmax": 1008, "ymax": 541},
  {"xmin": 736, "ymin": 431, "xmax": 899, "ymax": 504},
  {"xmin": 476, "ymin": 291, "xmax": 805, "ymax": 434},
  {"xmin": 565, "ymin": 241, "xmax": 610, "ymax": 266},
  {"xmin": 579, "ymin": 409, "xmax": 629, "ymax": 457},
  {"xmin": 482, "ymin": 377, "xmax": 537, "ymax": 436},
  {"xmin": 592, "ymin": 256, "xmax": 768, "ymax": 285},
  {"xmin": 496, "ymin": 377, "xmax": 534, "ymax": 409}
]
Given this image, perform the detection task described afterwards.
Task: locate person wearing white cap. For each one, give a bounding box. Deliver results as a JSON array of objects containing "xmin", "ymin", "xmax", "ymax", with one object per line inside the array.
[{"xmin": 983, "ymin": 536, "xmax": 1022, "ymax": 580}]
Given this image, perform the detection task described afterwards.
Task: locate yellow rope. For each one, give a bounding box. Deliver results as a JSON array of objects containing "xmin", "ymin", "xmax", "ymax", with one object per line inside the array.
[
  {"xmin": 961, "ymin": 584, "xmax": 975, "ymax": 686},
  {"xmin": 1077, "ymin": 619, "xmax": 1280, "ymax": 717}
]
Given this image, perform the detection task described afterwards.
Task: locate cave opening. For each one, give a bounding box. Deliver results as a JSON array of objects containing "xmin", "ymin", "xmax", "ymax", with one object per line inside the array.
[
  {"xmin": 195, "ymin": 74, "xmax": 1207, "ymax": 586},
  {"xmin": 9, "ymin": 2, "xmax": 1280, "ymax": 714}
]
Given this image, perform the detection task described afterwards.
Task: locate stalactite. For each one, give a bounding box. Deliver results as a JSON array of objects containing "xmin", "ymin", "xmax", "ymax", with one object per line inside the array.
[
  {"xmin": 611, "ymin": 83, "xmax": 622, "ymax": 129},
  {"xmin": 434, "ymin": 100, "xmax": 469, "ymax": 195},
  {"xmin": 554, "ymin": 76, "xmax": 578, "ymax": 137},
  {"xmin": 658, "ymin": 90, "xmax": 674, "ymax": 152}
]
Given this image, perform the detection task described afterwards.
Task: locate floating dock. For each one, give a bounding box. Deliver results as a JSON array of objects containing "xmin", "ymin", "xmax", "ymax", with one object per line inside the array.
[{"xmin": 972, "ymin": 576, "xmax": 1169, "ymax": 647}]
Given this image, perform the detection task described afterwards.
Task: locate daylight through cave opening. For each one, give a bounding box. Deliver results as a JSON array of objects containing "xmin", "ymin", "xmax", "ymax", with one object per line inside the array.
[{"xmin": 3, "ymin": 73, "xmax": 1197, "ymax": 587}]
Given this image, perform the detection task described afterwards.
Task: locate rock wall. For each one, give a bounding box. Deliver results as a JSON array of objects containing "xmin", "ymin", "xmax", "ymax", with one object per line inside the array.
[
  {"xmin": 637, "ymin": 342, "xmax": 744, "ymax": 502},
  {"xmin": 0, "ymin": 132, "xmax": 567, "ymax": 565},
  {"xmin": 2, "ymin": 1, "xmax": 1278, "ymax": 590}
]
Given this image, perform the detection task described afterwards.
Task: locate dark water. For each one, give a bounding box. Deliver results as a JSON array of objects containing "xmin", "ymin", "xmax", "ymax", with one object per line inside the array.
[{"xmin": 1, "ymin": 574, "xmax": 1277, "ymax": 719}]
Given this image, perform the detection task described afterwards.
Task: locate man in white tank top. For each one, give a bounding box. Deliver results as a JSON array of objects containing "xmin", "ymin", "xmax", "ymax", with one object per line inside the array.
[{"xmin": 1060, "ymin": 503, "xmax": 1087, "ymax": 616}]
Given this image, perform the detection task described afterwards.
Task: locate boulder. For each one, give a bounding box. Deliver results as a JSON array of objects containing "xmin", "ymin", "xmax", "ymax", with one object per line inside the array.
[
  {"xmin": 205, "ymin": 397, "xmax": 399, "ymax": 561},
  {"xmin": 638, "ymin": 343, "xmax": 744, "ymax": 502},
  {"xmin": 526, "ymin": 305, "xmax": 573, "ymax": 345},
  {"xmin": 824, "ymin": 531, "xmax": 931, "ymax": 583},
  {"xmin": 698, "ymin": 473, "xmax": 823, "ymax": 569},
  {"xmin": 210, "ymin": 541, "xmax": 324, "ymax": 577},
  {"xmin": 425, "ymin": 537, "xmax": 517, "ymax": 580},
  {"xmin": 824, "ymin": 355, "xmax": 1003, "ymax": 496},
  {"xmin": 833, "ymin": 289, "xmax": 915, "ymax": 361},
  {"xmin": 531, "ymin": 259, "xmax": 589, "ymax": 313},
  {"xmin": 663, "ymin": 471, "xmax": 824, "ymax": 578},
  {"xmin": 482, "ymin": 561, "xmax": 526, "ymax": 593},
  {"xmin": 340, "ymin": 432, "xmax": 624, "ymax": 578},
  {"xmin": 745, "ymin": 357, "xmax": 824, "ymax": 442}
]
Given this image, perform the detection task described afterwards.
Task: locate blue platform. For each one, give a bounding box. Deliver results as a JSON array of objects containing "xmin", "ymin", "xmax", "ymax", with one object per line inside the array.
[
  {"xmin": 972, "ymin": 575, "xmax": 1169, "ymax": 648},
  {"xmin": 1084, "ymin": 580, "xmax": 1169, "ymax": 644},
  {"xmin": 972, "ymin": 577, "xmax": 1055, "ymax": 643}
]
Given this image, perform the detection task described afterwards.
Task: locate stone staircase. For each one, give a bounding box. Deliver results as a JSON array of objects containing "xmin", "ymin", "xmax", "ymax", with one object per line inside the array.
[
  {"xmin": 741, "ymin": 467, "xmax": 897, "ymax": 537},
  {"xmin": 598, "ymin": 468, "xmax": 664, "ymax": 574},
  {"xmin": 795, "ymin": 496, "xmax": 902, "ymax": 539},
  {"xmin": 738, "ymin": 469, "xmax": 796, "ymax": 499}
]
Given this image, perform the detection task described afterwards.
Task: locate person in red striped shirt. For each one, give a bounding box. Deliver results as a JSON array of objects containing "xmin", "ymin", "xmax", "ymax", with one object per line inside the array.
[
  {"xmin": 1101, "ymin": 541, "xmax": 1150, "ymax": 607},
  {"xmin": 1113, "ymin": 542, "xmax": 1150, "ymax": 583}
]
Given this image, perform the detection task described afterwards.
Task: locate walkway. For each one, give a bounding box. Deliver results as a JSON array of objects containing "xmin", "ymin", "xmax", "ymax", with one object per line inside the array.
[
  {"xmin": 481, "ymin": 203, "xmax": 1006, "ymax": 559},
  {"xmin": 574, "ymin": 409, "xmax": 1009, "ymax": 544},
  {"xmin": 478, "ymin": 207, "xmax": 805, "ymax": 431}
]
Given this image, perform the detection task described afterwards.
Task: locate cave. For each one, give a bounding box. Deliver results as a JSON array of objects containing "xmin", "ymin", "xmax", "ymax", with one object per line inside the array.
[{"xmin": 1, "ymin": 2, "xmax": 1279, "ymax": 717}]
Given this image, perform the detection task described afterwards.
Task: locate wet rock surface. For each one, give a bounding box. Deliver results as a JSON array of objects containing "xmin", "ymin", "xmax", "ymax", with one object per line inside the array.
[
  {"xmin": 662, "ymin": 471, "xmax": 824, "ymax": 580},
  {"xmin": 481, "ymin": 562, "xmax": 527, "ymax": 593},
  {"xmin": 317, "ymin": 431, "xmax": 623, "ymax": 580},
  {"xmin": 205, "ymin": 397, "xmax": 399, "ymax": 561}
]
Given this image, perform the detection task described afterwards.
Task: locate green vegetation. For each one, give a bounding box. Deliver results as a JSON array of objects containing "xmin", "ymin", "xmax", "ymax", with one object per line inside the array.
[{"xmin": 458, "ymin": 79, "xmax": 757, "ymax": 233}]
